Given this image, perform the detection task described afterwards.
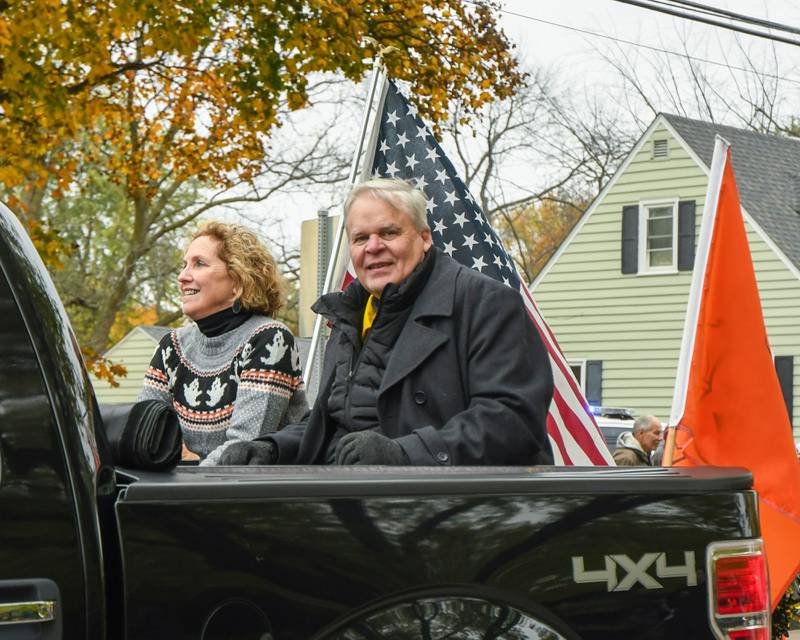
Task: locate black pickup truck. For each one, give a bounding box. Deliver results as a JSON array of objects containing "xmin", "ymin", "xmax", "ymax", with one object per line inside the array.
[{"xmin": 0, "ymin": 201, "xmax": 771, "ymax": 640}]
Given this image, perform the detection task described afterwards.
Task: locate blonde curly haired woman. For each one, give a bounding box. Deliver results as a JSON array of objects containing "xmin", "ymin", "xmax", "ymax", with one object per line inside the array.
[{"xmin": 139, "ymin": 221, "xmax": 308, "ymax": 465}]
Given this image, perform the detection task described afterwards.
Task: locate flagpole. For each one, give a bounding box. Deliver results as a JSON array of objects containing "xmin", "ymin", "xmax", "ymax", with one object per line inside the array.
[
  {"xmin": 664, "ymin": 135, "xmax": 730, "ymax": 465},
  {"xmin": 303, "ymin": 57, "xmax": 389, "ymax": 386}
]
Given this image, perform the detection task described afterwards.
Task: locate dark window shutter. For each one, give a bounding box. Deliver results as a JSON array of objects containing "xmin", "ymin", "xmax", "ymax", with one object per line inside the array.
[
  {"xmin": 586, "ymin": 360, "xmax": 603, "ymax": 406},
  {"xmin": 775, "ymin": 355, "xmax": 794, "ymax": 427},
  {"xmin": 621, "ymin": 205, "xmax": 639, "ymax": 274},
  {"xmin": 678, "ymin": 200, "xmax": 696, "ymax": 271}
]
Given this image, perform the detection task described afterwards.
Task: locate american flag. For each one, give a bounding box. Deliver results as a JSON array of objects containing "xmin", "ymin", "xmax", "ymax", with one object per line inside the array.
[{"xmin": 366, "ymin": 80, "xmax": 613, "ymax": 465}]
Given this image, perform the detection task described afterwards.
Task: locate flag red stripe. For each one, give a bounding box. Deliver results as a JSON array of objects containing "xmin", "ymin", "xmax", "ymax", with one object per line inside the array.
[
  {"xmin": 551, "ymin": 391, "xmax": 608, "ymax": 465},
  {"xmin": 520, "ymin": 286, "xmax": 585, "ymax": 400},
  {"xmin": 520, "ymin": 285, "xmax": 564, "ymax": 352},
  {"xmin": 519, "ymin": 300, "xmax": 584, "ymax": 407},
  {"xmin": 519, "ymin": 285, "xmax": 612, "ymax": 464},
  {"xmin": 545, "ymin": 413, "xmax": 572, "ymax": 465}
]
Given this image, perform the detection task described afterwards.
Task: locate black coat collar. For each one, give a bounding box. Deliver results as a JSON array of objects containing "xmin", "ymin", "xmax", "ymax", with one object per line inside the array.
[
  {"xmin": 378, "ymin": 252, "xmax": 460, "ymax": 394},
  {"xmin": 312, "ymin": 247, "xmax": 446, "ymax": 329}
]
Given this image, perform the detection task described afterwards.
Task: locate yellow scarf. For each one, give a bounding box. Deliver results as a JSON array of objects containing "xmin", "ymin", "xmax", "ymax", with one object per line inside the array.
[{"xmin": 361, "ymin": 294, "xmax": 378, "ymax": 339}]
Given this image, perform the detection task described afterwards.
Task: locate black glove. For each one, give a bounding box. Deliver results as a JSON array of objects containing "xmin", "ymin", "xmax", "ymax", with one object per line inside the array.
[
  {"xmin": 219, "ymin": 440, "xmax": 278, "ymax": 465},
  {"xmin": 335, "ymin": 431, "xmax": 410, "ymax": 465}
]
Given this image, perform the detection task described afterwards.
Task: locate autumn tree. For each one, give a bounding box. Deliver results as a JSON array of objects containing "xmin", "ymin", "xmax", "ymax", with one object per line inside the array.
[
  {"xmin": 0, "ymin": 0, "xmax": 523, "ymax": 194},
  {"xmin": 38, "ymin": 102, "xmax": 348, "ymax": 350},
  {"xmin": 0, "ymin": 0, "xmax": 523, "ymax": 354},
  {"xmin": 494, "ymin": 197, "xmax": 585, "ymax": 283},
  {"xmin": 44, "ymin": 169, "xmax": 186, "ymax": 341},
  {"xmin": 445, "ymin": 69, "xmax": 633, "ymax": 282}
]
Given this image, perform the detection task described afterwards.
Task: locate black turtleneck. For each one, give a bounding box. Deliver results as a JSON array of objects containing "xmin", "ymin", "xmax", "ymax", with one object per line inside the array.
[{"xmin": 195, "ymin": 306, "xmax": 254, "ymax": 337}]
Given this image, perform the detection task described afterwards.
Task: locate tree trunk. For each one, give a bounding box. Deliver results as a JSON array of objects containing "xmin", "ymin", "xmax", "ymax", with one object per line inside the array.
[
  {"xmin": 19, "ymin": 182, "xmax": 48, "ymax": 222},
  {"xmin": 87, "ymin": 250, "xmax": 139, "ymax": 352}
]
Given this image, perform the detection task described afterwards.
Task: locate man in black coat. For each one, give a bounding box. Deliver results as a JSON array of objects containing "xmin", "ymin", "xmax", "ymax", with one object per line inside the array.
[{"xmin": 222, "ymin": 179, "xmax": 554, "ymax": 466}]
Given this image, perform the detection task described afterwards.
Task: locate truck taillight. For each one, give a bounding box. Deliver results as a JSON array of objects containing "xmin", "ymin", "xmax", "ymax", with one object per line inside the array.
[{"xmin": 706, "ymin": 540, "xmax": 770, "ymax": 640}]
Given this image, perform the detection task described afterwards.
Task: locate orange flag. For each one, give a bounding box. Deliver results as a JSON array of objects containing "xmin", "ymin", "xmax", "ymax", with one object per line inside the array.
[{"xmin": 669, "ymin": 137, "xmax": 800, "ymax": 608}]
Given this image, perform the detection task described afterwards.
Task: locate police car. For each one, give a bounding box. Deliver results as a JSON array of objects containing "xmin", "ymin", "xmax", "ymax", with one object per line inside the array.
[{"xmin": 591, "ymin": 406, "xmax": 636, "ymax": 451}]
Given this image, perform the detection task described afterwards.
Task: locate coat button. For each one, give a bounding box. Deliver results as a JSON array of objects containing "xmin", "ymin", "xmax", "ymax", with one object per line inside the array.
[
  {"xmin": 414, "ymin": 390, "xmax": 426, "ymax": 405},
  {"xmin": 436, "ymin": 451, "xmax": 449, "ymax": 463}
]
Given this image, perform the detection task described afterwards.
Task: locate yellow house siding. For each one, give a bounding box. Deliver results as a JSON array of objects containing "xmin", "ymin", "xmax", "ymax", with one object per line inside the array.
[
  {"xmin": 753, "ymin": 230, "xmax": 800, "ymax": 437},
  {"xmin": 533, "ymin": 120, "xmax": 800, "ymax": 440},
  {"xmin": 91, "ymin": 328, "xmax": 161, "ymax": 404}
]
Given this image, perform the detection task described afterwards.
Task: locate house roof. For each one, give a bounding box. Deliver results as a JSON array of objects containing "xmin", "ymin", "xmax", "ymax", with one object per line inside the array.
[
  {"xmin": 138, "ymin": 325, "xmax": 172, "ymax": 341},
  {"xmin": 663, "ymin": 113, "xmax": 800, "ymax": 269}
]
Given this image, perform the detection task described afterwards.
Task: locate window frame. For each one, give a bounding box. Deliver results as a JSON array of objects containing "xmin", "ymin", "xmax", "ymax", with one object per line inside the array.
[
  {"xmin": 568, "ymin": 359, "xmax": 586, "ymax": 393},
  {"xmin": 638, "ymin": 198, "xmax": 679, "ymax": 275}
]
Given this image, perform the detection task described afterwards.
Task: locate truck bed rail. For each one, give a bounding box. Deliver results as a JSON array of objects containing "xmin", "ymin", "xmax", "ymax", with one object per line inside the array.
[{"xmin": 117, "ymin": 465, "xmax": 754, "ymax": 502}]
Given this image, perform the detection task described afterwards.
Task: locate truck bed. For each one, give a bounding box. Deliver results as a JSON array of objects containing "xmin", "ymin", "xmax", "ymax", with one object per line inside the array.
[{"xmin": 114, "ymin": 466, "xmax": 757, "ymax": 639}]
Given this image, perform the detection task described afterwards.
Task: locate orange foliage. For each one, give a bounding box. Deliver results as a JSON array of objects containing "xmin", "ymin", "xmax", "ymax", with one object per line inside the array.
[
  {"xmin": 108, "ymin": 307, "xmax": 161, "ymax": 345},
  {"xmin": 1, "ymin": 0, "xmax": 522, "ymax": 352},
  {"xmin": 494, "ymin": 198, "xmax": 585, "ymax": 282},
  {"xmin": 81, "ymin": 346, "xmax": 127, "ymax": 388},
  {"xmin": 0, "ymin": 0, "xmax": 523, "ymax": 196},
  {"xmin": 26, "ymin": 220, "xmax": 71, "ymax": 270}
]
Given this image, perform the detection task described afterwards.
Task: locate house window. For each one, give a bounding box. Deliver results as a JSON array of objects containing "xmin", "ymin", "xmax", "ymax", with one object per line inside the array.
[
  {"xmin": 620, "ymin": 199, "xmax": 696, "ymax": 274},
  {"xmin": 639, "ymin": 200, "xmax": 678, "ymax": 273},
  {"xmin": 653, "ymin": 139, "xmax": 669, "ymax": 158},
  {"xmin": 775, "ymin": 355, "xmax": 794, "ymax": 427},
  {"xmin": 569, "ymin": 359, "xmax": 602, "ymax": 406},
  {"xmin": 568, "ymin": 360, "xmax": 586, "ymax": 392}
]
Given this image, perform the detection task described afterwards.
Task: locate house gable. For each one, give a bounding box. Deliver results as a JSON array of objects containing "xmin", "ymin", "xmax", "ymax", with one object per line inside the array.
[
  {"xmin": 532, "ymin": 117, "xmax": 800, "ymax": 438},
  {"xmin": 91, "ymin": 326, "xmax": 169, "ymax": 404}
]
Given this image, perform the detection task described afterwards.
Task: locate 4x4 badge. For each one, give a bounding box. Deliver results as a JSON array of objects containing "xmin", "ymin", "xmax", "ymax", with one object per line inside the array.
[{"xmin": 571, "ymin": 552, "xmax": 697, "ymax": 591}]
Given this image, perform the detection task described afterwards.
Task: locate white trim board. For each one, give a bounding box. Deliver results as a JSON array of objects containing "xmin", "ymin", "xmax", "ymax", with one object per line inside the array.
[{"xmin": 638, "ymin": 197, "xmax": 679, "ymax": 275}]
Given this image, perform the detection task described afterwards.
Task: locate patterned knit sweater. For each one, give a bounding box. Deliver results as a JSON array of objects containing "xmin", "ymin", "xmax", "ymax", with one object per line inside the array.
[{"xmin": 139, "ymin": 315, "xmax": 309, "ymax": 465}]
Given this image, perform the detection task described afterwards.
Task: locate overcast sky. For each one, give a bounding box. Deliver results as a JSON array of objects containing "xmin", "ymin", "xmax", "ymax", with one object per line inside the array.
[
  {"xmin": 254, "ymin": 1, "xmax": 800, "ymax": 244},
  {"xmin": 501, "ymin": 0, "xmax": 799, "ymax": 74}
]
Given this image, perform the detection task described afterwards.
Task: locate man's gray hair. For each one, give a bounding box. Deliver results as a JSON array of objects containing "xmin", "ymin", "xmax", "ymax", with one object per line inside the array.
[
  {"xmin": 344, "ymin": 178, "xmax": 429, "ymax": 232},
  {"xmin": 633, "ymin": 415, "xmax": 657, "ymax": 435}
]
